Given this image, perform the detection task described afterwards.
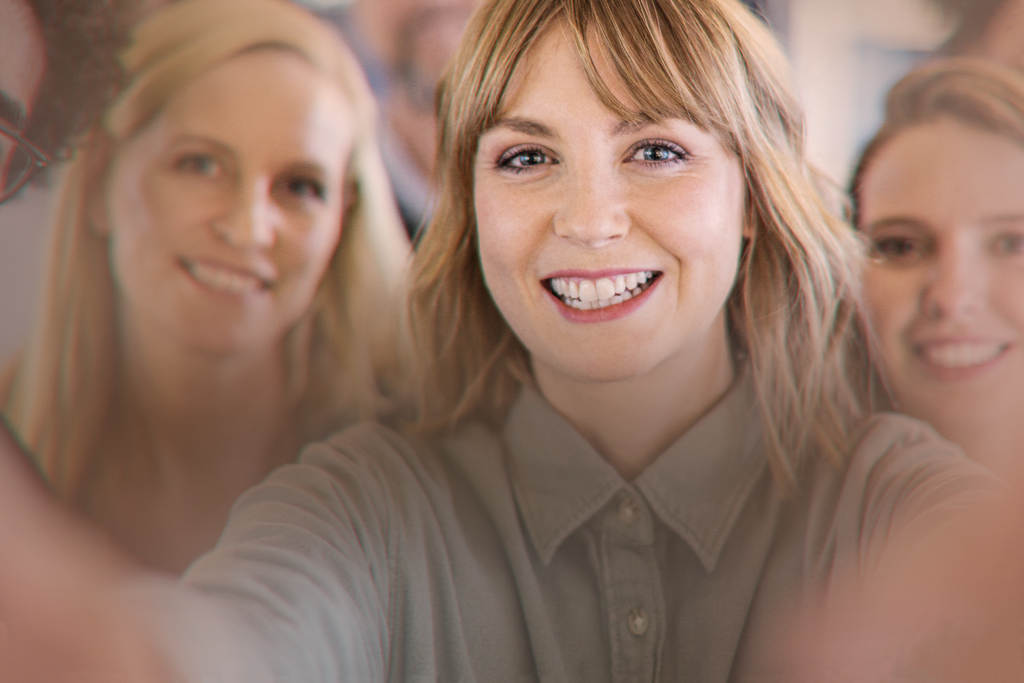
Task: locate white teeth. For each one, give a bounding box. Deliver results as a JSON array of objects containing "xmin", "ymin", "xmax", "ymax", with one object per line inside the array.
[
  {"xmin": 546, "ymin": 270, "xmax": 657, "ymax": 311},
  {"xmin": 187, "ymin": 261, "xmax": 264, "ymax": 295},
  {"xmin": 921, "ymin": 342, "xmax": 1005, "ymax": 369},
  {"xmin": 595, "ymin": 278, "xmax": 616, "ymax": 301},
  {"xmin": 578, "ymin": 280, "xmax": 598, "ymax": 303}
]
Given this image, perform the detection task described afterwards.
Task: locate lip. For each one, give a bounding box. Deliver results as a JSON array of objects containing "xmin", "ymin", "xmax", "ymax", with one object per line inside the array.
[
  {"xmin": 544, "ymin": 270, "xmax": 662, "ymax": 323},
  {"xmin": 542, "ymin": 267, "xmax": 659, "ymax": 280},
  {"xmin": 179, "ymin": 257, "xmax": 276, "ymax": 295},
  {"xmin": 910, "ymin": 337, "xmax": 1011, "ymax": 381}
]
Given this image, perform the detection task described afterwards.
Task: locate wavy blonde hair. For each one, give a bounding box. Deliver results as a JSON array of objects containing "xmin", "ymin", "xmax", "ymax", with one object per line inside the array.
[
  {"xmin": 409, "ymin": 0, "xmax": 869, "ymax": 492},
  {"xmin": 3, "ymin": 0, "xmax": 408, "ymax": 496}
]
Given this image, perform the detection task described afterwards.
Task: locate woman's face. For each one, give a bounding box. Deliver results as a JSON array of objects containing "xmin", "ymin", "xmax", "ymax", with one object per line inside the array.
[
  {"xmin": 103, "ymin": 49, "xmax": 353, "ymax": 356},
  {"xmin": 860, "ymin": 118, "xmax": 1024, "ymax": 435},
  {"xmin": 474, "ymin": 27, "xmax": 746, "ymax": 388}
]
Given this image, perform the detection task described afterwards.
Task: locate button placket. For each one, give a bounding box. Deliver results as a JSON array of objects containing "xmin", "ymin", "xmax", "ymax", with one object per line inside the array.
[{"xmin": 597, "ymin": 490, "xmax": 662, "ymax": 683}]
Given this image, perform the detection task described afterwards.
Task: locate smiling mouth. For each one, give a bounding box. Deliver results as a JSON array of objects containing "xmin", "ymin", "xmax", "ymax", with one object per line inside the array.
[
  {"xmin": 545, "ymin": 270, "xmax": 660, "ymax": 310},
  {"xmin": 182, "ymin": 259, "xmax": 271, "ymax": 295},
  {"xmin": 917, "ymin": 341, "xmax": 1008, "ymax": 369}
]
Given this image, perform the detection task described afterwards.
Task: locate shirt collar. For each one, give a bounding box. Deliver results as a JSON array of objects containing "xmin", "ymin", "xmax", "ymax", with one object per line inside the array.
[{"xmin": 503, "ymin": 375, "xmax": 765, "ymax": 571}]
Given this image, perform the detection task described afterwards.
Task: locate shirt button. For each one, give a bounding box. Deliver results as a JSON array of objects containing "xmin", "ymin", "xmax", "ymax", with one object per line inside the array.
[
  {"xmin": 627, "ymin": 606, "xmax": 649, "ymax": 636},
  {"xmin": 618, "ymin": 496, "xmax": 639, "ymax": 524}
]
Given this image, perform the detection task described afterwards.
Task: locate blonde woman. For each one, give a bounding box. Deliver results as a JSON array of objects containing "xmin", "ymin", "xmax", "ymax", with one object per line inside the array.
[
  {"xmin": 0, "ymin": 0, "xmax": 999, "ymax": 679},
  {"xmin": 853, "ymin": 60, "xmax": 1024, "ymax": 487},
  {"xmin": 0, "ymin": 0, "xmax": 408, "ymax": 572}
]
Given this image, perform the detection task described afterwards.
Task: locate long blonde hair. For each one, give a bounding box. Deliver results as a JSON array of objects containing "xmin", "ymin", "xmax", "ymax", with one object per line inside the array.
[
  {"xmin": 409, "ymin": 0, "xmax": 869, "ymax": 492},
  {"xmin": 4, "ymin": 0, "xmax": 408, "ymax": 496}
]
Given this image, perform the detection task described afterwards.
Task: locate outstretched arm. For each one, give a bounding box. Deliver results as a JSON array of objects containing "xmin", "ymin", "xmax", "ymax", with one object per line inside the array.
[{"xmin": 0, "ymin": 419, "xmax": 178, "ymax": 681}]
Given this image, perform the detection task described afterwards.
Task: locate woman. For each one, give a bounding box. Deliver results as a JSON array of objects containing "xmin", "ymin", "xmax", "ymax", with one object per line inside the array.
[
  {"xmin": 0, "ymin": 0, "xmax": 998, "ymax": 680},
  {"xmin": 0, "ymin": 0, "xmax": 408, "ymax": 572},
  {"xmin": 852, "ymin": 59, "xmax": 1024, "ymax": 485}
]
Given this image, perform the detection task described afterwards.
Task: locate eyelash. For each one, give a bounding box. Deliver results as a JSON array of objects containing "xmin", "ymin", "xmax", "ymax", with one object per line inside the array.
[
  {"xmin": 627, "ymin": 139, "xmax": 689, "ymax": 167},
  {"xmin": 495, "ymin": 138, "xmax": 690, "ymax": 174},
  {"xmin": 496, "ymin": 145, "xmax": 552, "ymax": 174}
]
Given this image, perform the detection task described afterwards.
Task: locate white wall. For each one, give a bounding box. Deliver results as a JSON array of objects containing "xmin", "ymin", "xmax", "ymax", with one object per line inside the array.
[{"xmin": 785, "ymin": 0, "xmax": 948, "ymax": 184}]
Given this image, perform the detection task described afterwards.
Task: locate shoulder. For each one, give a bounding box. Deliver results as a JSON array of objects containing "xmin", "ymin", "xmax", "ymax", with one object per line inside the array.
[
  {"xmin": 802, "ymin": 412, "xmax": 1000, "ymax": 575},
  {"xmin": 844, "ymin": 412, "xmax": 994, "ymax": 502},
  {"xmin": 248, "ymin": 419, "xmax": 507, "ymax": 519}
]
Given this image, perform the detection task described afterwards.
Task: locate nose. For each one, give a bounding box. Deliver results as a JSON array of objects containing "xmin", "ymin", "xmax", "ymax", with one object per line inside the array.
[
  {"xmin": 920, "ymin": 242, "xmax": 984, "ymax": 320},
  {"xmin": 552, "ymin": 166, "xmax": 628, "ymax": 247},
  {"xmin": 214, "ymin": 178, "xmax": 280, "ymax": 249}
]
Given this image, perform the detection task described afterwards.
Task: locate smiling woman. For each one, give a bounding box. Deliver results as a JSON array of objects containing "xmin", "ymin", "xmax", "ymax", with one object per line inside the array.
[
  {"xmin": 0, "ymin": 0, "xmax": 408, "ymax": 573},
  {"xmin": 853, "ymin": 58, "xmax": 1024, "ymax": 485},
  {"xmin": 0, "ymin": 0, "xmax": 1004, "ymax": 680}
]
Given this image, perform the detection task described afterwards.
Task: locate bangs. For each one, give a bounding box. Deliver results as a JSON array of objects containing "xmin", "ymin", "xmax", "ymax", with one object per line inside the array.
[
  {"xmin": 565, "ymin": 0, "xmax": 734, "ymax": 144},
  {"xmin": 455, "ymin": 0, "xmax": 791, "ymax": 168}
]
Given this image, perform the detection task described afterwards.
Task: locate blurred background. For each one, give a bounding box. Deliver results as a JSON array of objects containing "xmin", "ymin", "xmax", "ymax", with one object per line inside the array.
[{"xmin": 0, "ymin": 0, "xmax": 948, "ymax": 362}]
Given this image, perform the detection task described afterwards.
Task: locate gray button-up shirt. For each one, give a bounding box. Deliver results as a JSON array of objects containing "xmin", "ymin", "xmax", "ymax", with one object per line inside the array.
[{"xmin": 177, "ymin": 379, "xmax": 992, "ymax": 682}]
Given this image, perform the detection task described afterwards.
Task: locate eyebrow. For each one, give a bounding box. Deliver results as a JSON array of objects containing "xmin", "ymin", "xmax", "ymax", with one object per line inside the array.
[
  {"xmin": 863, "ymin": 216, "xmax": 927, "ymax": 232},
  {"xmin": 488, "ymin": 115, "xmax": 655, "ymax": 139},
  {"xmin": 0, "ymin": 91, "xmax": 27, "ymax": 130}
]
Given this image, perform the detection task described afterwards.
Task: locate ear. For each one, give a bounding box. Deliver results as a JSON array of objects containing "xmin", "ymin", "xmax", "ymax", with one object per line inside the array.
[{"xmin": 82, "ymin": 131, "xmax": 115, "ymax": 237}]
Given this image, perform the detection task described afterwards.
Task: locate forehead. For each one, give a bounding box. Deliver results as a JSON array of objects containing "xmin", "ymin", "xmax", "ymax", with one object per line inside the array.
[
  {"xmin": 861, "ymin": 118, "xmax": 1024, "ymax": 225},
  {"xmin": 160, "ymin": 49, "xmax": 354, "ymax": 161},
  {"xmin": 0, "ymin": 0, "xmax": 45, "ymax": 124}
]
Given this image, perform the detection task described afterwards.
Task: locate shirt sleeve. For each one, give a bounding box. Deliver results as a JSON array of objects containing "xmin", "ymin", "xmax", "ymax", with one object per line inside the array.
[
  {"xmin": 176, "ymin": 422, "xmax": 420, "ymax": 683},
  {"xmin": 829, "ymin": 412, "xmax": 1002, "ymax": 580}
]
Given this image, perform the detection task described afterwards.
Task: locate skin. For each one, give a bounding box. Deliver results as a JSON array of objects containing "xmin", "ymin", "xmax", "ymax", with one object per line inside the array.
[
  {"xmin": 474, "ymin": 27, "xmax": 746, "ymax": 480},
  {"xmin": 968, "ymin": 0, "xmax": 1024, "ymax": 66},
  {"xmin": 81, "ymin": 48, "xmax": 354, "ymax": 572},
  {"xmin": 860, "ymin": 118, "xmax": 1024, "ymax": 482},
  {"xmin": 0, "ymin": 0, "xmax": 45, "ymax": 195}
]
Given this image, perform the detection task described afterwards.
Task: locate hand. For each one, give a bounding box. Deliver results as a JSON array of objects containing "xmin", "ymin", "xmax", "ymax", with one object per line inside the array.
[{"xmin": 0, "ymin": 420, "xmax": 176, "ymax": 682}]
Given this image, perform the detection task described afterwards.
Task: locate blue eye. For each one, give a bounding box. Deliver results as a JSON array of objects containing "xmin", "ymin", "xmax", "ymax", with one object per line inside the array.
[
  {"xmin": 284, "ymin": 176, "xmax": 326, "ymax": 201},
  {"xmin": 628, "ymin": 140, "xmax": 687, "ymax": 166},
  {"xmin": 870, "ymin": 236, "xmax": 929, "ymax": 264},
  {"xmin": 497, "ymin": 146, "xmax": 554, "ymax": 173},
  {"xmin": 994, "ymin": 233, "xmax": 1024, "ymax": 255},
  {"xmin": 174, "ymin": 153, "xmax": 220, "ymax": 177}
]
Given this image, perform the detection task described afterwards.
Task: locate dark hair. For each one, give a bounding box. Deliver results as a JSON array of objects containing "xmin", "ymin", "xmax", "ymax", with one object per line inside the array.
[
  {"xmin": 927, "ymin": 0, "xmax": 1008, "ymax": 55},
  {"xmin": 23, "ymin": 0, "xmax": 135, "ymax": 174}
]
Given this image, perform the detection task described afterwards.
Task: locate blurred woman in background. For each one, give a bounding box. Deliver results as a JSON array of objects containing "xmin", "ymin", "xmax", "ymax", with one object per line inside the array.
[
  {"xmin": 853, "ymin": 59, "xmax": 1024, "ymax": 485},
  {"xmin": 0, "ymin": 0, "xmax": 408, "ymax": 573}
]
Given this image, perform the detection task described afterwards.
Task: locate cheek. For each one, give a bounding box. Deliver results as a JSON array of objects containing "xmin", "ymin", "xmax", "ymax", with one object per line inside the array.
[
  {"xmin": 284, "ymin": 217, "xmax": 343, "ymax": 296},
  {"xmin": 474, "ymin": 182, "xmax": 528, "ymax": 289},
  {"xmin": 991, "ymin": 268, "xmax": 1024, "ymax": 333},
  {"xmin": 863, "ymin": 269, "xmax": 919, "ymax": 347}
]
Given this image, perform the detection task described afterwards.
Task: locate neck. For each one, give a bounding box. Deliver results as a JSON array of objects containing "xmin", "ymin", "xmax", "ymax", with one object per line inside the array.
[
  {"xmin": 534, "ymin": 322, "xmax": 735, "ymax": 481},
  {"xmin": 77, "ymin": 316, "xmax": 311, "ymax": 572},
  {"xmin": 93, "ymin": 309, "xmax": 316, "ymax": 498}
]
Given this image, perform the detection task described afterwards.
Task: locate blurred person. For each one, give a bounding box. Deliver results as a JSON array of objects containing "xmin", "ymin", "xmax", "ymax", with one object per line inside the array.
[
  {"xmin": 852, "ymin": 59, "xmax": 1024, "ymax": 488},
  {"xmin": 0, "ymin": 0, "xmax": 1002, "ymax": 681},
  {"xmin": 1, "ymin": 0, "xmax": 409, "ymax": 573},
  {"xmin": 319, "ymin": 0, "xmax": 482, "ymax": 239},
  {"xmin": 929, "ymin": 0, "xmax": 1024, "ymax": 67}
]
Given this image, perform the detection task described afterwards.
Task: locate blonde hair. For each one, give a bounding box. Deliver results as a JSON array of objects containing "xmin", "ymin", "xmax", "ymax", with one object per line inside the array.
[
  {"xmin": 851, "ymin": 58, "xmax": 1024, "ymax": 226},
  {"xmin": 3, "ymin": 0, "xmax": 409, "ymax": 496},
  {"xmin": 409, "ymin": 0, "xmax": 869, "ymax": 492}
]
